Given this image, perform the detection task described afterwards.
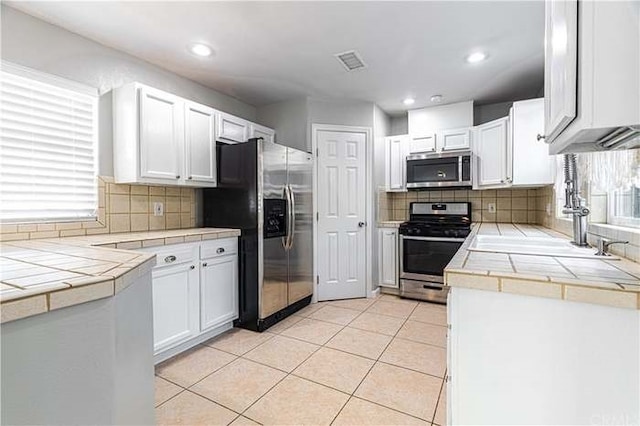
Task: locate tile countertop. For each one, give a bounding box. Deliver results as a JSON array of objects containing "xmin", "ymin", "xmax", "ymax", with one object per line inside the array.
[
  {"xmin": 445, "ymin": 223, "xmax": 640, "ymax": 310},
  {"xmin": 378, "ymin": 221, "xmax": 404, "ymax": 228},
  {"xmin": 0, "ymin": 228, "xmax": 241, "ymax": 323}
]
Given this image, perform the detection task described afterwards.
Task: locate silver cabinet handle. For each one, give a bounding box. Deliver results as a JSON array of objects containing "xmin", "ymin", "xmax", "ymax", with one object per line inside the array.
[
  {"xmin": 164, "ymin": 255, "xmax": 177, "ymax": 263},
  {"xmin": 202, "ymin": 262, "xmax": 208, "ymax": 267},
  {"xmin": 537, "ymin": 134, "xmax": 545, "ymax": 141},
  {"xmin": 358, "ymin": 221, "xmax": 366, "ymax": 228},
  {"xmin": 176, "ymin": 175, "xmax": 181, "ymax": 179},
  {"xmin": 188, "ymin": 176, "xmax": 193, "ymax": 180},
  {"xmin": 190, "ymin": 265, "xmax": 195, "ymax": 270},
  {"xmin": 216, "ymin": 247, "xmax": 225, "ymax": 254}
]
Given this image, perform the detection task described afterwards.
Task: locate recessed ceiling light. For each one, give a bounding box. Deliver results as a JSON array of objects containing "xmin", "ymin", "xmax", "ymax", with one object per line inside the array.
[
  {"xmin": 403, "ymin": 97, "xmax": 415, "ymax": 106},
  {"xmin": 188, "ymin": 43, "xmax": 213, "ymax": 57},
  {"xmin": 430, "ymin": 95, "xmax": 443, "ymax": 103},
  {"xmin": 466, "ymin": 51, "xmax": 487, "ymax": 63}
]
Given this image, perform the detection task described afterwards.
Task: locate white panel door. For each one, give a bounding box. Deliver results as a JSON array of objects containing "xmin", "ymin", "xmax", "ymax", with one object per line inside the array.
[
  {"xmin": 139, "ymin": 87, "xmax": 184, "ymax": 182},
  {"xmin": 152, "ymin": 262, "xmax": 199, "ymax": 354},
  {"xmin": 544, "ymin": 0, "xmax": 578, "ymax": 143},
  {"xmin": 474, "ymin": 117, "xmax": 510, "ymax": 188},
  {"xmin": 317, "ymin": 130, "xmax": 367, "ymax": 300},
  {"xmin": 385, "ymin": 135, "xmax": 407, "ymax": 192},
  {"xmin": 184, "ymin": 102, "xmax": 216, "ymax": 186},
  {"xmin": 378, "ymin": 228, "xmax": 398, "ymax": 288},
  {"xmin": 200, "ymin": 255, "xmax": 238, "ymax": 332},
  {"xmin": 438, "ymin": 127, "xmax": 471, "ymax": 152}
]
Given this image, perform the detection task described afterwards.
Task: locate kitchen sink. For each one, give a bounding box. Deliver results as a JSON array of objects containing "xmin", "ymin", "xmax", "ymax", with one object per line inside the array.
[{"xmin": 468, "ymin": 235, "xmax": 619, "ymax": 260}]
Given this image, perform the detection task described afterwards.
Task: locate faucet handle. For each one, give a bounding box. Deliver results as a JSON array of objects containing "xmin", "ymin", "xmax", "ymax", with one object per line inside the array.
[{"xmin": 595, "ymin": 238, "xmax": 629, "ymax": 256}]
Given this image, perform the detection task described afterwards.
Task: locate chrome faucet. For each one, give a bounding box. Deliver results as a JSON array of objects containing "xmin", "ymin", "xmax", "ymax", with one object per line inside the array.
[
  {"xmin": 594, "ymin": 238, "xmax": 629, "ymax": 256},
  {"xmin": 561, "ymin": 154, "xmax": 590, "ymax": 247}
]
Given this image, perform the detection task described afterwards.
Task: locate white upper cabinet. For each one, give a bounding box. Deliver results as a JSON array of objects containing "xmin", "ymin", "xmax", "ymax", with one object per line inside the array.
[
  {"xmin": 544, "ymin": 0, "xmax": 578, "ymax": 144},
  {"xmin": 545, "ymin": 0, "xmax": 640, "ymax": 153},
  {"xmin": 408, "ymin": 133, "xmax": 436, "ymax": 154},
  {"xmin": 385, "ymin": 135, "xmax": 408, "ymax": 192},
  {"xmin": 510, "ymin": 99, "xmax": 554, "ymax": 186},
  {"xmin": 437, "ymin": 127, "xmax": 471, "ymax": 152},
  {"xmin": 184, "ymin": 101, "xmax": 216, "ymax": 186},
  {"xmin": 249, "ymin": 123, "xmax": 275, "ymax": 144},
  {"xmin": 216, "ymin": 112, "xmax": 249, "ymax": 143},
  {"xmin": 474, "ymin": 99, "xmax": 554, "ymax": 189},
  {"xmin": 114, "ymin": 82, "xmax": 215, "ymax": 187},
  {"xmin": 474, "ymin": 117, "xmax": 510, "ymax": 188},
  {"xmin": 138, "ymin": 86, "xmax": 184, "ymax": 182}
]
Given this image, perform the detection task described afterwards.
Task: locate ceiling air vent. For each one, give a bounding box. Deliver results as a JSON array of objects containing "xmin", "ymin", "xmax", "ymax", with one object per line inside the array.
[{"xmin": 334, "ymin": 50, "xmax": 367, "ymax": 71}]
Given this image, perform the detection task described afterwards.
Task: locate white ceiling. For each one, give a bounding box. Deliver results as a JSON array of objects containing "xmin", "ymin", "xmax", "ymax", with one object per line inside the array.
[{"xmin": 8, "ymin": 1, "xmax": 545, "ymax": 116}]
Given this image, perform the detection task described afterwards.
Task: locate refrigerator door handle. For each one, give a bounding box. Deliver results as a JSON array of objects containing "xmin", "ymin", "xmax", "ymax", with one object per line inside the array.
[
  {"xmin": 281, "ymin": 186, "xmax": 289, "ymax": 250},
  {"xmin": 288, "ymin": 184, "xmax": 296, "ymax": 251}
]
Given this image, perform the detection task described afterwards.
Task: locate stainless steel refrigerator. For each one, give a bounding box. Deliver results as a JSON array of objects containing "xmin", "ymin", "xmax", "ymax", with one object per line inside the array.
[{"xmin": 203, "ymin": 138, "xmax": 313, "ymax": 332}]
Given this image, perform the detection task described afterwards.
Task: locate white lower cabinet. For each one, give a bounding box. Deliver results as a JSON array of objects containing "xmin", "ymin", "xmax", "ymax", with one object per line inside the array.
[
  {"xmin": 378, "ymin": 228, "xmax": 399, "ymax": 288},
  {"xmin": 141, "ymin": 238, "xmax": 239, "ymax": 361},
  {"xmin": 152, "ymin": 261, "xmax": 199, "ymax": 353},
  {"xmin": 201, "ymin": 254, "xmax": 239, "ymax": 332}
]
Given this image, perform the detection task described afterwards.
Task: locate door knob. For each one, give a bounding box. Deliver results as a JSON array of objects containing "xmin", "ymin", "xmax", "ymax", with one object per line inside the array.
[{"xmin": 358, "ymin": 221, "xmax": 366, "ymax": 228}]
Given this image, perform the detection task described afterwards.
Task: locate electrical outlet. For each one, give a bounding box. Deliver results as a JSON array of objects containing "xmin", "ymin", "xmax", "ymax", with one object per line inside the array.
[
  {"xmin": 487, "ymin": 203, "xmax": 496, "ymax": 213},
  {"xmin": 153, "ymin": 202, "xmax": 164, "ymax": 217}
]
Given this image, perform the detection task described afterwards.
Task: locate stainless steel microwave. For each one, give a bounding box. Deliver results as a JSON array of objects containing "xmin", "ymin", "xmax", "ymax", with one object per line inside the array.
[{"xmin": 406, "ymin": 151, "xmax": 472, "ymax": 189}]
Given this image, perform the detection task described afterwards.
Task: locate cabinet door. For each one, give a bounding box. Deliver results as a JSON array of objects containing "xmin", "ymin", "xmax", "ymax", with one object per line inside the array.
[
  {"xmin": 200, "ymin": 255, "xmax": 239, "ymax": 331},
  {"xmin": 378, "ymin": 229, "xmax": 398, "ymax": 288},
  {"xmin": 438, "ymin": 127, "xmax": 471, "ymax": 152},
  {"xmin": 474, "ymin": 117, "xmax": 510, "ymax": 187},
  {"xmin": 152, "ymin": 262, "xmax": 199, "ymax": 353},
  {"xmin": 544, "ymin": 0, "xmax": 578, "ymax": 143},
  {"xmin": 250, "ymin": 124, "xmax": 275, "ymax": 144},
  {"xmin": 386, "ymin": 136, "xmax": 407, "ymax": 192},
  {"xmin": 216, "ymin": 112, "xmax": 249, "ymax": 143},
  {"xmin": 185, "ymin": 102, "xmax": 216, "ymax": 186},
  {"xmin": 511, "ymin": 99, "xmax": 554, "ymax": 186},
  {"xmin": 409, "ymin": 133, "xmax": 437, "ymax": 154},
  {"xmin": 139, "ymin": 86, "xmax": 184, "ymax": 182}
]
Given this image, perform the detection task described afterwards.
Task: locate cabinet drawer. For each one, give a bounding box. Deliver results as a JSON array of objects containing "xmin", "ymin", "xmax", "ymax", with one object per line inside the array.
[
  {"xmin": 140, "ymin": 243, "xmax": 199, "ymax": 269},
  {"xmin": 201, "ymin": 238, "xmax": 238, "ymax": 259}
]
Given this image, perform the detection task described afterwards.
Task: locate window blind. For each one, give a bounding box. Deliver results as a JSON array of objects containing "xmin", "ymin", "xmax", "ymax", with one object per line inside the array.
[{"xmin": 0, "ymin": 66, "xmax": 98, "ymax": 223}]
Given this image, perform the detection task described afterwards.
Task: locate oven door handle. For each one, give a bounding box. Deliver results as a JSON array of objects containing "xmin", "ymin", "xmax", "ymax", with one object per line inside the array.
[{"xmin": 401, "ymin": 235, "xmax": 466, "ymax": 243}]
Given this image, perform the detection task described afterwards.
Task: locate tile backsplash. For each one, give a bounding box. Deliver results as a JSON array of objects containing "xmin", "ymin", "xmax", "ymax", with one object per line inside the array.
[
  {"xmin": 379, "ymin": 188, "xmax": 549, "ymax": 224},
  {"xmin": 0, "ymin": 176, "xmax": 197, "ymax": 242}
]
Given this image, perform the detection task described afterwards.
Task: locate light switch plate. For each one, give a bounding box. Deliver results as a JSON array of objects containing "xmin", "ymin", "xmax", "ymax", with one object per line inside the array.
[
  {"xmin": 153, "ymin": 202, "xmax": 164, "ymax": 216},
  {"xmin": 487, "ymin": 203, "xmax": 496, "ymax": 213}
]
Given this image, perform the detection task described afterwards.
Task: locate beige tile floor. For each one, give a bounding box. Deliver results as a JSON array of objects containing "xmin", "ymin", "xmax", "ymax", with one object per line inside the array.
[{"xmin": 155, "ymin": 294, "xmax": 448, "ymax": 425}]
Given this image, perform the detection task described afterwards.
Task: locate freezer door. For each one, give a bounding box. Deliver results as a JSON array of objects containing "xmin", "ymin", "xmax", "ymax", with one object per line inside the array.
[
  {"xmin": 287, "ymin": 148, "xmax": 314, "ymax": 305},
  {"xmin": 260, "ymin": 141, "xmax": 289, "ymax": 319}
]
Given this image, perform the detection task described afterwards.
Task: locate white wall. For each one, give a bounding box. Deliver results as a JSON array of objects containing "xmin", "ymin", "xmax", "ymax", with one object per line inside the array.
[
  {"xmin": 0, "ymin": 5, "xmax": 257, "ymax": 176},
  {"xmin": 474, "ymin": 101, "xmax": 514, "ymax": 125},
  {"xmin": 390, "ymin": 114, "xmax": 408, "ymax": 135},
  {"xmin": 256, "ymin": 97, "xmax": 309, "ymax": 152},
  {"xmin": 408, "ymin": 100, "xmax": 474, "ymax": 134}
]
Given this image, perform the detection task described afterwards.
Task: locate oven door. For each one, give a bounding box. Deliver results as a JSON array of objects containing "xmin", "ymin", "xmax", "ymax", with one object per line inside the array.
[
  {"xmin": 406, "ymin": 155, "xmax": 471, "ymax": 188},
  {"xmin": 400, "ymin": 235, "xmax": 464, "ymax": 281}
]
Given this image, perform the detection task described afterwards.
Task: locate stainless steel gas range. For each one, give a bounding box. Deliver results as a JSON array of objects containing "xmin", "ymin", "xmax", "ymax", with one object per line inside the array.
[{"xmin": 398, "ymin": 202, "xmax": 471, "ymax": 304}]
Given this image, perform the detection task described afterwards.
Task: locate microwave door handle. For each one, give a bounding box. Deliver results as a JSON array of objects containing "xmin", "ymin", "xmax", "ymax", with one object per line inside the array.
[{"xmin": 458, "ymin": 156, "xmax": 463, "ymax": 183}]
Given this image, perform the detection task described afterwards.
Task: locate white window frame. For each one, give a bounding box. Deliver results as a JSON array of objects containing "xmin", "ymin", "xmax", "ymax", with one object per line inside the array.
[
  {"xmin": 0, "ymin": 61, "xmax": 99, "ymax": 224},
  {"xmin": 608, "ymin": 188, "xmax": 640, "ymax": 229}
]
